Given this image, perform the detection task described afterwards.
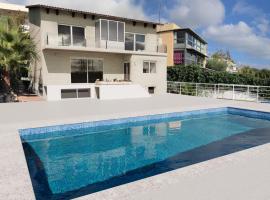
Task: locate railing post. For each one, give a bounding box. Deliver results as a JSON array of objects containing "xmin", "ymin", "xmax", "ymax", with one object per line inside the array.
[
  {"xmin": 46, "ymin": 33, "xmax": 49, "ymax": 45},
  {"xmin": 256, "ymin": 87, "xmax": 259, "ymax": 103},
  {"xmin": 232, "ymin": 85, "xmax": 235, "ymax": 100},
  {"xmin": 179, "ymin": 83, "xmax": 182, "ymax": 95},
  {"xmin": 195, "ymin": 83, "xmax": 198, "ymax": 96}
]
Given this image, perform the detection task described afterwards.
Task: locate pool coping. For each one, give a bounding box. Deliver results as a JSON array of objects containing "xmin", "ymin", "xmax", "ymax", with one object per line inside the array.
[{"xmin": 1, "ymin": 95, "xmax": 270, "ymax": 200}]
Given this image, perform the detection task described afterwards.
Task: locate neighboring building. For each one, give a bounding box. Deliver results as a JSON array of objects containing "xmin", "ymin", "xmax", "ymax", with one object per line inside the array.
[
  {"xmin": 157, "ymin": 23, "xmax": 208, "ymax": 67},
  {"xmin": 0, "ymin": 2, "xmax": 28, "ymax": 30},
  {"xmin": 27, "ymin": 4, "xmax": 167, "ymax": 100},
  {"xmin": 0, "ymin": 2, "xmax": 28, "ymax": 16}
]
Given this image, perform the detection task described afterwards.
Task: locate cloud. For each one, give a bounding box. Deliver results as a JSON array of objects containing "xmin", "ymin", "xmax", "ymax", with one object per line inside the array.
[
  {"xmin": 25, "ymin": 0, "xmax": 148, "ymax": 21},
  {"xmin": 203, "ymin": 21, "xmax": 270, "ymax": 60},
  {"xmin": 168, "ymin": 0, "xmax": 225, "ymax": 29},
  {"xmin": 232, "ymin": 1, "xmax": 269, "ymax": 36},
  {"xmin": 232, "ymin": 1, "xmax": 260, "ymax": 15}
]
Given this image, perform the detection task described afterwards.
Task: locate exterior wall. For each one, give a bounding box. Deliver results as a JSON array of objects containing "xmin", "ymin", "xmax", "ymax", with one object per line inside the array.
[
  {"xmin": 130, "ymin": 55, "xmax": 167, "ymax": 95},
  {"xmin": 42, "ymin": 50, "xmax": 124, "ymax": 85},
  {"xmin": 39, "ymin": 9, "xmax": 158, "ymax": 50},
  {"xmin": 125, "ymin": 22, "xmax": 158, "ymax": 52},
  {"xmin": 159, "ymin": 31, "xmax": 173, "ymax": 66},
  {"xmin": 28, "ymin": 7, "xmax": 168, "ymax": 97}
]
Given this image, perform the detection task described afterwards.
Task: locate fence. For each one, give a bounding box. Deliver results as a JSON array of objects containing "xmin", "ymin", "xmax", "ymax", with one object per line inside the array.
[{"xmin": 167, "ymin": 81, "xmax": 270, "ymax": 103}]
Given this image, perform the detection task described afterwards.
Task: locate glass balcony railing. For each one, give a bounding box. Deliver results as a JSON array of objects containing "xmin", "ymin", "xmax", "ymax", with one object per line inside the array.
[{"xmin": 45, "ymin": 34, "xmax": 167, "ymax": 54}]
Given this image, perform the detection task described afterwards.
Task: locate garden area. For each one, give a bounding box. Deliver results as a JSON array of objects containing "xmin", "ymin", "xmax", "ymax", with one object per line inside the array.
[{"xmin": 0, "ymin": 16, "xmax": 38, "ymax": 103}]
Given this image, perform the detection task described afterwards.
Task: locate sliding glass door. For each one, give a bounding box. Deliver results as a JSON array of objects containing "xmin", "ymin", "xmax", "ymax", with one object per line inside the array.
[{"xmin": 71, "ymin": 58, "xmax": 103, "ymax": 83}]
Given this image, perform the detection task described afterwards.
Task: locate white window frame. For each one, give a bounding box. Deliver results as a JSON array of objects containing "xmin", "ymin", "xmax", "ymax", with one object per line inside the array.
[
  {"xmin": 98, "ymin": 19, "xmax": 125, "ymax": 42},
  {"xmin": 70, "ymin": 57, "xmax": 104, "ymax": 83},
  {"xmin": 125, "ymin": 32, "xmax": 146, "ymax": 51},
  {"xmin": 143, "ymin": 61, "xmax": 156, "ymax": 74},
  {"xmin": 58, "ymin": 24, "xmax": 85, "ymax": 46}
]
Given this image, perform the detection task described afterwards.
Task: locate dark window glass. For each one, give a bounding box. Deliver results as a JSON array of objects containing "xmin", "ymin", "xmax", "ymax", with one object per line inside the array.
[
  {"xmin": 143, "ymin": 62, "xmax": 149, "ymax": 73},
  {"xmin": 148, "ymin": 87, "xmax": 155, "ymax": 94},
  {"xmin": 150, "ymin": 62, "xmax": 156, "ymax": 73},
  {"xmin": 61, "ymin": 89, "xmax": 77, "ymax": 99},
  {"xmin": 95, "ymin": 21, "xmax": 100, "ymax": 42},
  {"xmin": 136, "ymin": 34, "xmax": 145, "ymax": 51},
  {"xmin": 125, "ymin": 33, "xmax": 134, "ymax": 50},
  {"xmin": 71, "ymin": 59, "xmax": 87, "ymax": 83},
  {"xmin": 78, "ymin": 89, "xmax": 91, "ymax": 98},
  {"xmin": 101, "ymin": 20, "xmax": 108, "ymax": 40},
  {"xmin": 58, "ymin": 25, "xmax": 71, "ymax": 46},
  {"xmin": 175, "ymin": 31, "xmax": 185, "ymax": 44},
  {"xmin": 88, "ymin": 60, "xmax": 103, "ymax": 83},
  {"xmin": 109, "ymin": 21, "xmax": 117, "ymax": 41},
  {"xmin": 72, "ymin": 26, "xmax": 85, "ymax": 46},
  {"xmin": 118, "ymin": 22, "xmax": 124, "ymax": 42}
]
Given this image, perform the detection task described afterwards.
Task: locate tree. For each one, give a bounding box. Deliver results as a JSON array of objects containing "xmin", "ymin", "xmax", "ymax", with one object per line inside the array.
[
  {"xmin": 207, "ymin": 50, "xmax": 236, "ymax": 72},
  {"xmin": 0, "ymin": 18, "xmax": 37, "ymax": 94},
  {"xmin": 206, "ymin": 58, "xmax": 227, "ymax": 72}
]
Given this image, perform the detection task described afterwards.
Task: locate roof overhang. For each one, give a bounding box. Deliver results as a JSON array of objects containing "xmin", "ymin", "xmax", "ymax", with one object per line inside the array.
[{"xmin": 26, "ymin": 4, "xmax": 162, "ymax": 26}]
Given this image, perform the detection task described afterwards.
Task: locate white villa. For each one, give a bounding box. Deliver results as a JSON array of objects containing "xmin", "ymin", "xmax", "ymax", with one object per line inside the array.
[{"xmin": 27, "ymin": 4, "xmax": 167, "ymax": 101}]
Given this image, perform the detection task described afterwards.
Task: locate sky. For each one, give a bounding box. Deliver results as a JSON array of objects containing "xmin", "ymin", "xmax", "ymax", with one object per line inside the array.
[{"xmin": 1, "ymin": 0, "xmax": 270, "ymax": 69}]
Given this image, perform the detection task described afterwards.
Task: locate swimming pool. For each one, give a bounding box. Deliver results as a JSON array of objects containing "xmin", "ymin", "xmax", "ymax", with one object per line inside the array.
[{"xmin": 20, "ymin": 107, "xmax": 270, "ymax": 200}]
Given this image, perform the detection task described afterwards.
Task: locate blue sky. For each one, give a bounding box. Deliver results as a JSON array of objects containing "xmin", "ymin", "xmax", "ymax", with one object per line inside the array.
[{"xmin": 2, "ymin": 0, "xmax": 270, "ymax": 69}]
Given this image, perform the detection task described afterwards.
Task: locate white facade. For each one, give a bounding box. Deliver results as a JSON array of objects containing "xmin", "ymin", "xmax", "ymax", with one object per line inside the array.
[{"xmin": 28, "ymin": 5, "xmax": 167, "ymax": 100}]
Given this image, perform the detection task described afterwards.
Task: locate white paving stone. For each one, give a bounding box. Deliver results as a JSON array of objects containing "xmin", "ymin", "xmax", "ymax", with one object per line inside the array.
[{"xmin": 0, "ymin": 94, "xmax": 270, "ymax": 200}]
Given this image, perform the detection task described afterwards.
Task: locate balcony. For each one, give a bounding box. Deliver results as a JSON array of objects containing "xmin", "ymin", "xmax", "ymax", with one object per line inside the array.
[{"xmin": 44, "ymin": 34, "xmax": 167, "ymax": 55}]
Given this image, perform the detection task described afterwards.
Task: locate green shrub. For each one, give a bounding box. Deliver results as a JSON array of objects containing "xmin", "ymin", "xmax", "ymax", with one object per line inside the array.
[{"xmin": 167, "ymin": 65, "xmax": 270, "ymax": 86}]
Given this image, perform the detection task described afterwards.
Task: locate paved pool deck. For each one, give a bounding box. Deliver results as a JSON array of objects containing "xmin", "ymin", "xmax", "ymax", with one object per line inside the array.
[{"xmin": 1, "ymin": 94, "xmax": 270, "ymax": 200}]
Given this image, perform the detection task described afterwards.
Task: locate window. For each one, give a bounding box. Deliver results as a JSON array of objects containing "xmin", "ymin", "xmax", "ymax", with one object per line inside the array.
[
  {"xmin": 71, "ymin": 58, "xmax": 103, "ymax": 83},
  {"xmin": 148, "ymin": 87, "xmax": 155, "ymax": 94},
  {"xmin": 71, "ymin": 59, "xmax": 87, "ymax": 83},
  {"xmin": 187, "ymin": 34, "xmax": 194, "ymax": 47},
  {"xmin": 125, "ymin": 33, "xmax": 134, "ymax": 50},
  {"xmin": 95, "ymin": 21, "xmax": 100, "ymax": 42},
  {"xmin": 125, "ymin": 33, "xmax": 145, "ymax": 51},
  {"xmin": 61, "ymin": 89, "xmax": 77, "ymax": 99},
  {"xmin": 78, "ymin": 89, "xmax": 91, "ymax": 98},
  {"xmin": 174, "ymin": 31, "xmax": 185, "ymax": 44},
  {"xmin": 109, "ymin": 21, "xmax": 117, "ymax": 41},
  {"xmin": 174, "ymin": 50, "xmax": 184, "ymax": 65},
  {"xmin": 118, "ymin": 22, "xmax": 124, "ymax": 42},
  {"xmin": 101, "ymin": 20, "xmax": 108, "ymax": 40},
  {"xmin": 61, "ymin": 88, "xmax": 91, "ymax": 99},
  {"xmin": 143, "ymin": 61, "xmax": 156, "ymax": 74},
  {"xmin": 98, "ymin": 19, "xmax": 125, "ymax": 42},
  {"xmin": 72, "ymin": 26, "xmax": 85, "ymax": 46},
  {"xmin": 58, "ymin": 25, "xmax": 71, "ymax": 46},
  {"xmin": 88, "ymin": 59, "xmax": 103, "ymax": 83},
  {"xmin": 58, "ymin": 25, "xmax": 85, "ymax": 46}
]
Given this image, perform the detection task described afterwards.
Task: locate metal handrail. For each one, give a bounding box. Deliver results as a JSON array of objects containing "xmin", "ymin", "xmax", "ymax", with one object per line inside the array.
[{"xmin": 167, "ymin": 81, "xmax": 270, "ymax": 103}]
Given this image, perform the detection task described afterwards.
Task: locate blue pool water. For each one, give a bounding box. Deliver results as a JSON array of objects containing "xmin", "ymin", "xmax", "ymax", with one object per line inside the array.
[{"xmin": 20, "ymin": 108, "xmax": 270, "ymax": 199}]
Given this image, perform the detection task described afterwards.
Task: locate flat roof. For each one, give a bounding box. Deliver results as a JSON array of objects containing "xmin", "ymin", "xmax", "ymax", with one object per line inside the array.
[
  {"xmin": 0, "ymin": 2, "xmax": 28, "ymax": 12},
  {"xmin": 26, "ymin": 4, "xmax": 162, "ymax": 26}
]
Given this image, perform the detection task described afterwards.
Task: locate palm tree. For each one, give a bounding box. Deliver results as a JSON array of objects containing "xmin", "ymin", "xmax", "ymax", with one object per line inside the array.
[{"xmin": 0, "ymin": 18, "xmax": 38, "ymax": 95}]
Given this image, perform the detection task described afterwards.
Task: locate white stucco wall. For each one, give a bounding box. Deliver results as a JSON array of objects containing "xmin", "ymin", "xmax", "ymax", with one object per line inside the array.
[
  {"xmin": 42, "ymin": 50, "xmax": 125, "ymax": 85},
  {"xmin": 130, "ymin": 55, "xmax": 167, "ymax": 95},
  {"xmin": 28, "ymin": 7, "xmax": 167, "ymax": 97}
]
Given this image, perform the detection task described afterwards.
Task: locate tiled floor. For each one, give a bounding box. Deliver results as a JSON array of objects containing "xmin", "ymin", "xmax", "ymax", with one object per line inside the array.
[{"xmin": 0, "ymin": 94, "xmax": 270, "ymax": 200}]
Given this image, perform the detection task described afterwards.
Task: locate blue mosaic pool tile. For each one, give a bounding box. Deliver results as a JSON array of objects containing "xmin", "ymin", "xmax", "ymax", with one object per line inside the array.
[
  {"xmin": 19, "ymin": 107, "xmax": 228, "ymax": 140},
  {"xmin": 228, "ymin": 107, "xmax": 270, "ymax": 121},
  {"xmin": 20, "ymin": 107, "xmax": 270, "ymax": 142}
]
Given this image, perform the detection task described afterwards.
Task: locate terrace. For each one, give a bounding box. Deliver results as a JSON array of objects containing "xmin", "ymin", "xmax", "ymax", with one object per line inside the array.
[{"xmin": 1, "ymin": 94, "xmax": 270, "ymax": 199}]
